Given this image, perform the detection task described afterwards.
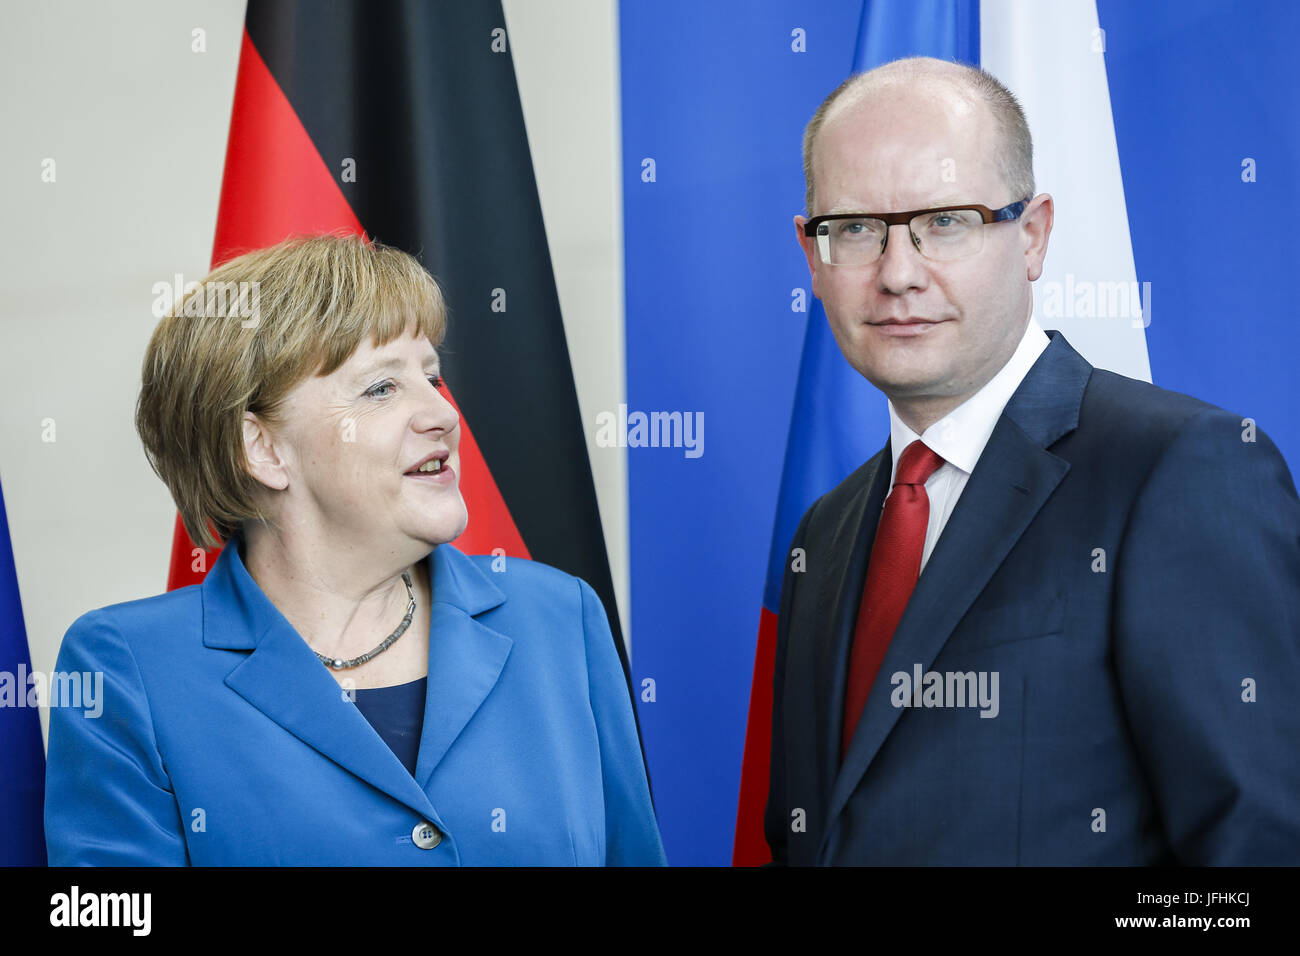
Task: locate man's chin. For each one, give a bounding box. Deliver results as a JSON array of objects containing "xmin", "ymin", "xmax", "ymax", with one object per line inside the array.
[{"xmin": 851, "ymin": 360, "xmax": 949, "ymax": 400}]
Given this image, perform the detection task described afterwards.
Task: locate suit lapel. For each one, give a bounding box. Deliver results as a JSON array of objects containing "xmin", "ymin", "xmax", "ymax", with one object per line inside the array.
[
  {"xmin": 812, "ymin": 444, "xmax": 891, "ymax": 799},
  {"xmin": 819, "ymin": 331, "xmax": 1093, "ymax": 857},
  {"xmin": 413, "ymin": 545, "xmax": 512, "ymax": 789},
  {"xmin": 221, "ymin": 616, "xmax": 441, "ymax": 819},
  {"xmin": 204, "ymin": 538, "xmax": 510, "ymax": 821}
]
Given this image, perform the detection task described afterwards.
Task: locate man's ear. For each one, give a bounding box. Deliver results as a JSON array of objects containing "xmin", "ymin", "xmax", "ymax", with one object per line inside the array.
[
  {"xmin": 795, "ymin": 214, "xmax": 820, "ymax": 298},
  {"xmin": 242, "ymin": 412, "xmax": 290, "ymax": 492},
  {"xmin": 1021, "ymin": 193, "xmax": 1054, "ymax": 282}
]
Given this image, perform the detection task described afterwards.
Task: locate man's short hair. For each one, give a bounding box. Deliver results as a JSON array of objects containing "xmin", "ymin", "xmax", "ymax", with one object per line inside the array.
[
  {"xmin": 801, "ymin": 57, "xmax": 1035, "ymax": 215},
  {"xmin": 135, "ymin": 234, "xmax": 447, "ymax": 549}
]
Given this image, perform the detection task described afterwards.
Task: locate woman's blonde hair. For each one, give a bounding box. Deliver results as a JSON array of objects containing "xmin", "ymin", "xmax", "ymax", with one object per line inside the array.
[{"xmin": 136, "ymin": 233, "xmax": 447, "ymax": 549}]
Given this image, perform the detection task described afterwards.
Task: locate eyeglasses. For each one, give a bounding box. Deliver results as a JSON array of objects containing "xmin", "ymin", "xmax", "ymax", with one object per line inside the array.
[{"xmin": 803, "ymin": 199, "xmax": 1030, "ymax": 266}]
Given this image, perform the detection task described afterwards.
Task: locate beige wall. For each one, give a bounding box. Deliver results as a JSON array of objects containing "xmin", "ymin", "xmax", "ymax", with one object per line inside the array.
[{"xmin": 505, "ymin": 0, "xmax": 628, "ymax": 642}]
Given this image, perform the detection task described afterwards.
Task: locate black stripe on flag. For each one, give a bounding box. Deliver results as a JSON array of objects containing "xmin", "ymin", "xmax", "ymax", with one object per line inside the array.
[{"xmin": 243, "ymin": 1, "xmax": 627, "ymax": 665}]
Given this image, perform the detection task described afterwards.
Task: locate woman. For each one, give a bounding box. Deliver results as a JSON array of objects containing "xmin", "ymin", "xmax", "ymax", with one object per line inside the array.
[{"xmin": 44, "ymin": 235, "xmax": 667, "ymax": 866}]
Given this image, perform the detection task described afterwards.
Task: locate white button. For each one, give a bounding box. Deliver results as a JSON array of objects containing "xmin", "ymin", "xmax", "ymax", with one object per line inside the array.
[{"xmin": 412, "ymin": 821, "xmax": 442, "ymax": 849}]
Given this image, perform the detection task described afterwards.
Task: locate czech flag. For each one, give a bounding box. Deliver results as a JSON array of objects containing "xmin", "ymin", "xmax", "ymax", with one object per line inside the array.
[{"xmin": 729, "ymin": 0, "xmax": 1179, "ymax": 865}]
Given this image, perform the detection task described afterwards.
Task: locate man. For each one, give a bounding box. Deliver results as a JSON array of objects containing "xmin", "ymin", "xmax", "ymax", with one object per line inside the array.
[{"xmin": 765, "ymin": 56, "xmax": 1300, "ymax": 865}]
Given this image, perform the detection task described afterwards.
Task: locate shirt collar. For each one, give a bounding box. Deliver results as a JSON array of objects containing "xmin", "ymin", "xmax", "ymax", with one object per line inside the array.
[{"xmin": 887, "ymin": 315, "xmax": 1050, "ymax": 483}]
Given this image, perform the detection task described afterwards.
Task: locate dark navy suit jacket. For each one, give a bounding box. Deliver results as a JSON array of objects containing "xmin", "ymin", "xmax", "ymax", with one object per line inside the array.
[
  {"xmin": 45, "ymin": 537, "xmax": 667, "ymax": 866},
  {"xmin": 765, "ymin": 331, "xmax": 1300, "ymax": 865}
]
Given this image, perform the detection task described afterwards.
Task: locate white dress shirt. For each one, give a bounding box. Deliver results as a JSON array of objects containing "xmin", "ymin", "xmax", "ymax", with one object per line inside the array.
[{"xmin": 885, "ymin": 316, "xmax": 1051, "ymax": 573}]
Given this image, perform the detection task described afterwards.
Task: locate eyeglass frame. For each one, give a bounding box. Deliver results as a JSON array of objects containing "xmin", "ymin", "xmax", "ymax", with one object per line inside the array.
[{"xmin": 802, "ymin": 199, "xmax": 1031, "ymax": 264}]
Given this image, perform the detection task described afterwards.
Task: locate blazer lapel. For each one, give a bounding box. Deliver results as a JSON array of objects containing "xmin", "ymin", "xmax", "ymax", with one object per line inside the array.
[
  {"xmin": 820, "ymin": 331, "xmax": 1093, "ymax": 856},
  {"xmin": 203, "ymin": 538, "xmax": 510, "ymax": 821},
  {"xmin": 413, "ymin": 545, "xmax": 512, "ymax": 790}
]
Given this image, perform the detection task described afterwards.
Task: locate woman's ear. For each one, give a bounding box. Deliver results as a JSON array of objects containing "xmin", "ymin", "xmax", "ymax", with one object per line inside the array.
[{"xmin": 242, "ymin": 412, "xmax": 290, "ymax": 492}]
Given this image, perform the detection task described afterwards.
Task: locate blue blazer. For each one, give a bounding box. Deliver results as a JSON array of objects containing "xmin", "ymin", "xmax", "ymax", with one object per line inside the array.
[
  {"xmin": 45, "ymin": 538, "xmax": 667, "ymax": 865},
  {"xmin": 766, "ymin": 331, "xmax": 1300, "ymax": 865}
]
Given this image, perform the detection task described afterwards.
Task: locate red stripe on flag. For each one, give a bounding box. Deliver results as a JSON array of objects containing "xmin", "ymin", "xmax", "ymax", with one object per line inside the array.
[
  {"xmin": 166, "ymin": 515, "xmax": 210, "ymax": 591},
  {"xmin": 165, "ymin": 28, "xmax": 529, "ymax": 591},
  {"xmin": 438, "ymin": 388, "xmax": 530, "ymax": 560},
  {"xmin": 732, "ymin": 606, "xmax": 779, "ymax": 866},
  {"xmin": 211, "ymin": 30, "xmax": 364, "ymax": 263}
]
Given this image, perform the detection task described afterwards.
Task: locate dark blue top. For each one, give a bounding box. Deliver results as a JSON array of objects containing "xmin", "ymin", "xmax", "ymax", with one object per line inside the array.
[{"xmin": 353, "ymin": 678, "xmax": 427, "ymax": 778}]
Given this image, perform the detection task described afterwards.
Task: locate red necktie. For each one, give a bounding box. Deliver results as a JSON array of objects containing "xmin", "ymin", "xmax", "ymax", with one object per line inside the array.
[{"xmin": 841, "ymin": 440, "xmax": 946, "ymax": 759}]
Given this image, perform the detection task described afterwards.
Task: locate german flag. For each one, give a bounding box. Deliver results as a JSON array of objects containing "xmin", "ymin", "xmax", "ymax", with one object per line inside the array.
[{"xmin": 164, "ymin": 0, "xmax": 627, "ymax": 680}]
